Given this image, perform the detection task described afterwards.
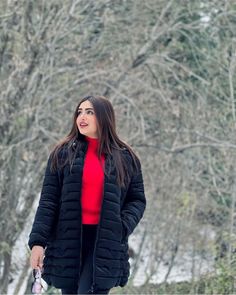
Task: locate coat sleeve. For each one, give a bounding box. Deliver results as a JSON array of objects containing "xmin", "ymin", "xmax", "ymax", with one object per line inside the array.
[
  {"xmin": 121, "ymin": 158, "xmax": 146, "ymax": 239},
  {"xmin": 28, "ymin": 153, "xmax": 62, "ymax": 250}
]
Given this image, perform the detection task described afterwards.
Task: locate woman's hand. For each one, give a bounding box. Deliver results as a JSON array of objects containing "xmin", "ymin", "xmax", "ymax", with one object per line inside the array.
[{"xmin": 30, "ymin": 246, "xmax": 44, "ymax": 270}]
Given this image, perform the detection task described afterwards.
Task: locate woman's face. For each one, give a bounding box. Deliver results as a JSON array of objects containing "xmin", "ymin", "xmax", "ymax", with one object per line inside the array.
[{"xmin": 76, "ymin": 100, "xmax": 98, "ymax": 138}]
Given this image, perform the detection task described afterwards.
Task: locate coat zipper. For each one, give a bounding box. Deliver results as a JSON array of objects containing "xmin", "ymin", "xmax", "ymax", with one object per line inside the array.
[
  {"xmin": 78, "ymin": 143, "xmax": 88, "ymax": 287},
  {"xmin": 78, "ymin": 222, "xmax": 83, "ymax": 283},
  {"xmin": 91, "ymin": 186, "xmax": 105, "ymax": 293},
  {"xmin": 90, "ymin": 158, "xmax": 107, "ymax": 293}
]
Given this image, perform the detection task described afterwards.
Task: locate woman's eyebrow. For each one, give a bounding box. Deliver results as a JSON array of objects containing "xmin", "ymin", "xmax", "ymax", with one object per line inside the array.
[{"xmin": 78, "ymin": 107, "xmax": 94, "ymax": 110}]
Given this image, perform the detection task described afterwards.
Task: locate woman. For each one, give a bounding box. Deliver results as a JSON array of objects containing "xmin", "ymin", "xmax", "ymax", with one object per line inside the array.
[{"xmin": 28, "ymin": 95, "xmax": 146, "ymax": 294}]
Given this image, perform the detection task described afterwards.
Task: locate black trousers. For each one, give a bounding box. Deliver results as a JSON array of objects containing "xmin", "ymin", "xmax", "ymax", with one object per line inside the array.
[{"xmin": 61, "ymin": 224, "xmax": 110, "ymax": 295}]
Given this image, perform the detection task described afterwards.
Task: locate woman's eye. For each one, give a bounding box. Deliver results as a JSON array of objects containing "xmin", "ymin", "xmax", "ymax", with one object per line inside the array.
[{"xmin": 77, "ymin": 110, "xmax": 94, "ymax": 116}]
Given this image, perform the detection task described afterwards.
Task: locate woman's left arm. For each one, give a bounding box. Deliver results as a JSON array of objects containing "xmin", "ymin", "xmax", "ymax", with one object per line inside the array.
[
  {"xmin": 121, "ymin": 159, "xmax": 146, "ymax": 239},
  {"xmin": 28, "ymin": 153, "xmax": 63, "ymax": 250}
]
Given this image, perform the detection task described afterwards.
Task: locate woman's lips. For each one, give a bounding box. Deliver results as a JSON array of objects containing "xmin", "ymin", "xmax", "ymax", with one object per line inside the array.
[{"xmin": 79, "ymin": 123, "xmax": 88, "ymax": 128}]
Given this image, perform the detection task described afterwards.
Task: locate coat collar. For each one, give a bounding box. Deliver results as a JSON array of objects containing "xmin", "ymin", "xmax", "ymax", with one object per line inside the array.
[{"xmin": 71, "ymin": 138, "xmax": 87, "ymax": 152}]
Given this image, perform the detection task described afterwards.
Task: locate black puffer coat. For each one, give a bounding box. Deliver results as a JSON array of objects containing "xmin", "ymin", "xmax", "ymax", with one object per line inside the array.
[{"xmin": 28, "ymin": 139, "xmax": 146, "ymax": 291}]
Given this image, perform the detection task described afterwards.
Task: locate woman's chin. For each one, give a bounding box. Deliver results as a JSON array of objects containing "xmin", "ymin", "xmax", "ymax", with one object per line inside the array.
[{"xmin": 79, "ymin": 129, "xmax": 87, "ymax": 136}]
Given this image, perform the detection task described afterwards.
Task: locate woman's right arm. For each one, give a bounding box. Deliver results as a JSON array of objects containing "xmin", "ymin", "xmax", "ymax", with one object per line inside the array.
[{"xmin": 28, "ymin": 153, "xmax": 63, "ymax": 251}]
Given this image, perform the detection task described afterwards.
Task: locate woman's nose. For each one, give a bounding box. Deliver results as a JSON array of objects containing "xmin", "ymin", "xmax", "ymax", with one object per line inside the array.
[{"xmin": 80, "ymin": 111, "xmax": 86, "ymax": 118}]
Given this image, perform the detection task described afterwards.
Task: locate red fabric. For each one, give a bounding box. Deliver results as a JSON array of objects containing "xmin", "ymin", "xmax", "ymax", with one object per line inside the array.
[{"xmin": 81, "ymin": 136, "xmax": 105, "ymax": 224}]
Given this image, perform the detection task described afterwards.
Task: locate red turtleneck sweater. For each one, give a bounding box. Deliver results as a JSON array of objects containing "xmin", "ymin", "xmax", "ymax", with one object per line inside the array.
[{"xmin": 81, "ymin": 136, "xmax": 105, "ymax": 224}]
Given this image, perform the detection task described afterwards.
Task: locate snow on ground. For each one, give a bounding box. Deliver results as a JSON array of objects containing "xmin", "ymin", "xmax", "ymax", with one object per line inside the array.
[{"xmin": 129, "ymin": 226, "xmax": 215, "ymax": 286}]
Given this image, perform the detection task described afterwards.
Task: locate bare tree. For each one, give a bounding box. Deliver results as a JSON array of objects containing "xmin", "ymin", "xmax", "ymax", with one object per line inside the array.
[{"xmin": 1, "ymin": 0, "xmax": 236, "ymax": 294}]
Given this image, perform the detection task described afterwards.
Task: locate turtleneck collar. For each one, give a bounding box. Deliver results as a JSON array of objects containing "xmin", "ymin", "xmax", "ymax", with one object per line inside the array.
[{"xmin": 85, "ymin": 136, "xmax": 99, "ymax": 149}]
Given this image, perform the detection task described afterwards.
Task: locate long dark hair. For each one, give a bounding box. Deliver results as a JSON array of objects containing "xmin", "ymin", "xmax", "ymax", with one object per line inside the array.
[{"xmin": 50, "ymin": 95, "xmax": 139, "ymax": 187}]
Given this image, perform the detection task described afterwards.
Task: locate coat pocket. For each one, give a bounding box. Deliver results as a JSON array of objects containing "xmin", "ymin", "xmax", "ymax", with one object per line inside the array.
[
  {"xmin": 118, "ymin": 241, "xmax": 130, "ymax": 287},
  {"xmin": 121, "ymin": 219, "xmax": 129, "ymax": 242}
]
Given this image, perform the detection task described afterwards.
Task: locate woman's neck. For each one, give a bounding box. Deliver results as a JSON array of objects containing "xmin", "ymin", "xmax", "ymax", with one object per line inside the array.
[{"xmin": 85, "ymin": 136, "xmax": 99, "ymax": 148}]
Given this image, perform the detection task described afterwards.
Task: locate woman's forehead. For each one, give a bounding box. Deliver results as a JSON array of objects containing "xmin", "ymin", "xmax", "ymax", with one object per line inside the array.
[{"xmin": 78, "ymin": 100, "xmax": 93, "ymax": 109}]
